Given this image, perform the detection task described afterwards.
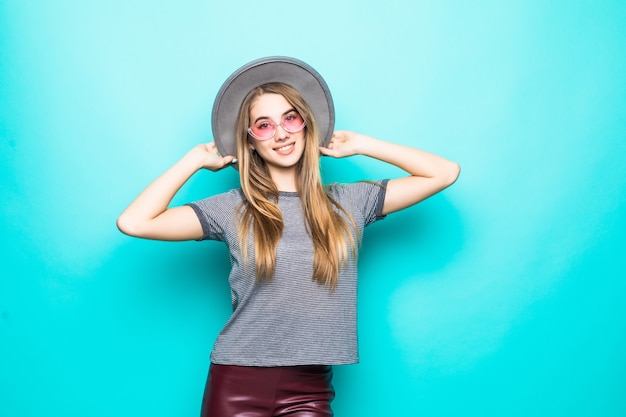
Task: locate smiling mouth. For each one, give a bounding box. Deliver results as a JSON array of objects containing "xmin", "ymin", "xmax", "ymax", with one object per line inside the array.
[{"xmin": 275, "ymin": 143, "xmax": 294, "ymax": 152}]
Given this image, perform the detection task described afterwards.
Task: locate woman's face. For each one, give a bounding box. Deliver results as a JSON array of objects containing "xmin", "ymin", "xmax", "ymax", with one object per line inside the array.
[{"xmin": 248, "ymin": 93, "xmax": 306, "ymax": 174}]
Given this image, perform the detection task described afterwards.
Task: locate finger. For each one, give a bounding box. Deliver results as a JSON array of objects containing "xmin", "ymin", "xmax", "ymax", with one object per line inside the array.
[
  {"xmin": 221, "ymin": 155, "xmax": 237, "ymax": 165},
  {"xmin": 318, "ymin": 146, "xmax": 336, "ymax": 157}
]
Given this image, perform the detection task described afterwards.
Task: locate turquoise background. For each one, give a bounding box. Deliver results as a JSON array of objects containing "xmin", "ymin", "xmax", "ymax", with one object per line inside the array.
[{"xmin": 1, "ymin": 1, "xmax": 625, "ymax": 416}]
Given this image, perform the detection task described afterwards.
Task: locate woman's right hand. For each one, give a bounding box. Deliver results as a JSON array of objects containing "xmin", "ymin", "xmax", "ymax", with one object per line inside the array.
[
  {"xmin": 116, "ymin": 141, "xmax": 237, "ymax": 241},
  {"xmin": 191, "ymin": 142, "xmax": 237, "ymax": 172}
]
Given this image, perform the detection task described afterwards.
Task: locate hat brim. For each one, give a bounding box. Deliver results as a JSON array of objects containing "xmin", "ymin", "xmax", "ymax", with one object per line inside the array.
[{"xmin": 211, "ymin": 56, "xmax": 335, "ymax": 159}]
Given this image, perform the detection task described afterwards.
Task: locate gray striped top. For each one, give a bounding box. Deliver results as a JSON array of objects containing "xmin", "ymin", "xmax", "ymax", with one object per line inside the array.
[{"xmin": 188, "ymin": 180, "xmax": 387, "ymax": 366}]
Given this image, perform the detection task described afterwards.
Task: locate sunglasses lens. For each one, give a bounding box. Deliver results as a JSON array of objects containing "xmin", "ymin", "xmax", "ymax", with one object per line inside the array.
[
  {"xmin": 248, "ymin": 112, "xmax": 306, "ymax": 140},
  {"xmin": 282, "ymin": 112, "xmax": 305, "ymax": 132},
  {"xmin": 250, "ymin": 121, "xmax": 275, "ymax": 140}
]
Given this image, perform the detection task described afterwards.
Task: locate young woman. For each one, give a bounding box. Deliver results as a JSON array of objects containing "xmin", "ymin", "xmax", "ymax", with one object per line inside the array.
[{"xmin": 117, "ymin": 57, "xmax": 459, "ymax": 417}]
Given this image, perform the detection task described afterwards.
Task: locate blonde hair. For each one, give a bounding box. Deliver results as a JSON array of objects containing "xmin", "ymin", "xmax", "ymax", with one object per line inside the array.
[{"xmin": 234, "ymin": 82, "xmax": 357, "ymax": 290}]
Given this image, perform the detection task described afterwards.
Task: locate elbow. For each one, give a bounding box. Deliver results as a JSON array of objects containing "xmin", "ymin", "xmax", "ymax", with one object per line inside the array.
[
  {"xmin": 116, "ymin": 214, "xmax": 130, "ymax": 236},
  {"xmin": 443, "ymin": 161, "xmax": 461, "ymax": 188},
  {"xmin": 116, "ymin": 213, "xmax": 139, "ymax": 237}
]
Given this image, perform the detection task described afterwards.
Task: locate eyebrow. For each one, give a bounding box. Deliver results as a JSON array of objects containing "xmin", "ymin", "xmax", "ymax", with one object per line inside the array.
[{"xmin": 253, "ymin": 108, "xmax": 297, "ymax": 124}]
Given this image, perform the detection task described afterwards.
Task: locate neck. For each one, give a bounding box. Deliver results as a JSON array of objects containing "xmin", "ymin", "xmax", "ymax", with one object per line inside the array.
[{"xmin": 268, "ymin": 166, "xmax": 298, "ymax": 192}]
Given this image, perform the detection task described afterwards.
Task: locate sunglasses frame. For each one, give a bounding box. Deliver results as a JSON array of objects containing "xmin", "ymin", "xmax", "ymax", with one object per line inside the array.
[{"xmin": 247, "ymin": 113, "xmax": 306, "ymax": 141}]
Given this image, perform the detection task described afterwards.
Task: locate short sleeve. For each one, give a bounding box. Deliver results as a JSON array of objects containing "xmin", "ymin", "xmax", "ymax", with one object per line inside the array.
[
  {"xmin": 186, "ymin": 189, "xmax": 244, "ymax": 241},
  {"xmin": 328, "ymin": 180, "xmax": 388, "ymax": 227}
]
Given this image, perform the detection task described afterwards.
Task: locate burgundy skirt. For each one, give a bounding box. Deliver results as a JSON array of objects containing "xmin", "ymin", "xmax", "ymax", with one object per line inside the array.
[{"xmin": 201, "ymin": 363, "xmax": 335, "ymax": 417}]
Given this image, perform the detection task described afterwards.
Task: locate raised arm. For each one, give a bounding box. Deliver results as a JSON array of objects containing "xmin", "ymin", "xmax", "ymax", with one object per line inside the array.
[
  {"xmin": 116, "ymin": 143, "xmax": 236, "ymax": 241},
  {"xmin": 319, "ymin": 131, "xmax": 460, "ymax": 215}
]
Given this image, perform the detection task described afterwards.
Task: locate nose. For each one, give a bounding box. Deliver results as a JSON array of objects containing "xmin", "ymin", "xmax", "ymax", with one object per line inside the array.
[{"xmin": 274, "ymin": 124, "xmax": 289, "ymax": 141}]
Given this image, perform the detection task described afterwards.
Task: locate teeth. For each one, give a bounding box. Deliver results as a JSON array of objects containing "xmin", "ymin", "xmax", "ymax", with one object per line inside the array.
[{"xmin": 277, "ymin": 144, "xmax": 293, "ymax": 152}]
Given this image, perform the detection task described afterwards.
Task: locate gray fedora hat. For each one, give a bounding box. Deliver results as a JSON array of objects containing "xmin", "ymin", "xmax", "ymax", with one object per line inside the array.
[{"xmin": 211, "ymin": 56, "xmax": 335, "ymax": 158}]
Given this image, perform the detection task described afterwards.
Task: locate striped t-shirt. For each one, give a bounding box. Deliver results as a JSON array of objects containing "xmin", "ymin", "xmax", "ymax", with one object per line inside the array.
[{"xmin": 188, "ymin": 180, "xmax": 387, "ymax": 366}]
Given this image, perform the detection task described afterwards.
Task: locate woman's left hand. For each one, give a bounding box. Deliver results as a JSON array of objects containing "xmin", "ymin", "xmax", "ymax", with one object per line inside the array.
[
  {"xmin": 319, "ymin": 130, "xmax": 363, "ymax": 158},
  {"xmin": 320, "ymin": 129, "xmax": 460, "ymax": 215}
]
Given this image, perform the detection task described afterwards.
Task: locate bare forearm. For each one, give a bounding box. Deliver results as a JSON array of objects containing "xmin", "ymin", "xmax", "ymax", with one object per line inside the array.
[
  {"xmin": 117, "ymin": 149, "xmax": 204, "ymax": 233},
  {"xmin": 321, "ymin": 131, "xmax": 459, "ymax": 214},
  {"xmin": 116, "ymin": 142, "xmax": 234, "ymax": 239},
  {"xmin": 355, "ymin": 134, "xmax": 459, "ymax": 182}
]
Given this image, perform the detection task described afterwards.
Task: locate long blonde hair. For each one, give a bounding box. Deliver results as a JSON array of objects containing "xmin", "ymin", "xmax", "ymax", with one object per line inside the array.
[{"xmin": 234, "ymin": 82, "xmax": 357, "ymax": 290}]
